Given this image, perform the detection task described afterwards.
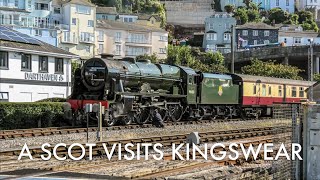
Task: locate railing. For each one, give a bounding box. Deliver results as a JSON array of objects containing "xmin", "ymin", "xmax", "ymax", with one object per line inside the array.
[
  {"xmin": 79, "ymin": 33, "xmax": 95, "ymax": 43},
  {"xmin": 125, "ymin": 51, "xmax": 150, "ymax": 56},
  {"xmin": 126, "ymin": 38, "xmax": 151, "ymax": 44},
  {"xmin": 0, "ymin": 20, "xmax": 69, "ymax": 30},
  {"xmin": 61, "ymin": 35, "xmax": 78, "ymax": 44}
]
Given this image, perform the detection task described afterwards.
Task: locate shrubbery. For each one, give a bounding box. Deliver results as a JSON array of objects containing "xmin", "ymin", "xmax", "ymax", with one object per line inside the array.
[
  {"xmin": 0, "ymin": 102, "xmax": 65, "ymax": 130},
  {"xmin": 37, "ymin": 97, "xmax": 67, "ymax": 102}
]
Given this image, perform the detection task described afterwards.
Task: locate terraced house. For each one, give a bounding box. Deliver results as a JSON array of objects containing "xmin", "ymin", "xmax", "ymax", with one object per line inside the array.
[{"xmin": 95, "ymin": 20, "xmax": 168, "ymax": 59}]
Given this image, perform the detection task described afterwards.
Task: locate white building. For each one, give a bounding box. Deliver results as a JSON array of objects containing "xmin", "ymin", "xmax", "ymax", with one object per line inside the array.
[
  {"xmin": 277, "ymin": 24, "xmax": 320, "ymax": 46},
  {"xmin": 0, "ymin": 26, "xmax": 78, "ymax": 102},
  {"xmin": 96, "ymin": 20, "xmax": 168, "ymax": 59}
]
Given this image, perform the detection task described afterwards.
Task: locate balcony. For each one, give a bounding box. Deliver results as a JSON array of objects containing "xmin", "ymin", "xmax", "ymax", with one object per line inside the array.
[
  {"xmin": 79, "ymin": 33, "xmax": 95, "ymax": 44},
  {"xmin": 125, "ymin": 38, "xmax": 151, "ymax": 46},
  {"xmin": 0, "ymin": 19, "xmax": 69, "ymax": 30},
  {"xmin": 61, "ymin": 35, "xmax": 78, "ymax": 44}
]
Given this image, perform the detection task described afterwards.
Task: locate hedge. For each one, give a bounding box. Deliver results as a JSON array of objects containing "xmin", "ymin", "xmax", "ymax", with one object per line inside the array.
[
  {"xmin": 37, "ymin": 97, "xmax": 67, "ymax": 102},
  {"xmin": 0, "ymin": 102, "xmax": 65, "ymax": 130}
]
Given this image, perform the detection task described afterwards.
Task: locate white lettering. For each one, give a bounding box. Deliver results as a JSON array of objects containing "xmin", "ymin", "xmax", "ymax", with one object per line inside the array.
[
  {"xmin": 18, "ymin": 143, "xmax": 33, "ymax": 160},
  {"xmin": 41, "ymin": 143, "xmax": 52, "ymax": 161},
  {"xmin": 172, "ymin": 143, "xmax": 185, "ymax": 160}
]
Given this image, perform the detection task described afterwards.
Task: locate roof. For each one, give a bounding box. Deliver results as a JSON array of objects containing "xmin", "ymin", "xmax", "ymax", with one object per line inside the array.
[
  {"xmin": 0, "ymin": 7, "xmax": 29, "ymax": 13},
  {"xmin": 119, "ymin": 13, "xmax": 161, "ymax": 22},
  {"xmin": 234, "ymin": 74, "xmax": 314, "ymax": 86},
  {"xmin": 236, "ymin": 22, "xmax": 278, "ymax": 30},
  {"xmin": 52, "ymin": 0, "xmax": 95, "ymax": 7},
  {"xmin": 279, "ymin": 31, "xmax": 318, "ymax": 37},
  {"xmin": 96, "ymin": 6, "xmax": 117, "ymax": 14},
  {"xmin": 96, "ymin": 20, "xmax": 167, "ymax": 33},
  {"xmin": 0, "ymin": 26, "xmax": 78, "ymax": 59}
]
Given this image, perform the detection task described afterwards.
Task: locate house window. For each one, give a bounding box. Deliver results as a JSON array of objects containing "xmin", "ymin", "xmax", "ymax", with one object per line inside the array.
[
  {"xmin": 14, "ymin": 0, "xmax": 18, "ymax": 7},
  {"xmin": 0, "ymin": 92, "xmax": 9, "ymax": 102},
  {"xmin": 292, "ymin": 87, "xmax": 297, "ymax": 97},
  {"xmin": 88, "ymin": 20, "xmax": 94, "ymax": 27},
  {"xmin": 206, "ymin": 44, "xmax": 216, "ymax": 50},
  {"xmin": 264, "ymin": 30, "xmax": 270, "ymax": 36},
  {"xmin": 72, "ymin": 18, "xmax": 76, "ymax": 25},
  {"xmin": 159, "ymin": 48, "xmax": 166, "ymax": 54},
  {"xmin": 286, "ymin": 0, "xmax": 289, "ymax": 6},
  {"xmin": 98, "ymin": 44, "xmax": 104, "ymax": 54},
  {"xmin": 80, "ymin": 32, "xmax": 94, "ymax": 42},
  {"xmin": 206, "ymin": 33, "xmax": 217, "ymax": 40},
  {"xmin": 262, "ymin": 84, "xmax": 266, "ymax": 96},
  {"xmin": 278, "ymin": 86, "xmax": 282, "ymax": 96},
  {"xmin": 242, "ymin": 30, "xmax": 248, "ymax": 36},
  {"xmin": 34, "ymin": 29, "xmax": 42, "ymax": 36},
  {"xmin": 115, "ymin": 32, "xmax": 121, "ymax": 42},
  {"xmin": 115, "ymin": 45, "xmax": 121, "ymax": 55},
  {"xmin": 254, "ymin": 40, "xmax": 258, "ymax": 45},
  {"xmin": 160, "ymin": 36, "xmax": 168, "ymax": 41},
  {"xmin": 54, "ymin": 7, "xmax": 60, "ymax": 14},
  {"xmin": 209, "ymin": 23, "xmax": 214, "ymax": 30},
  {"xmin": 276, "ymin": 0, "xmax": 279, "ymax": 6},
  {"xmin": 224, "ymin": 33, "xmax": 231, "ymax": 41},
  {"xmin": 85, "ymin": 46, "xmax": 90, "ymax": 53},
  {"xmin": 76, "ymin": 5, "xmax": 90, "ymax": 14},
  {"xmin": 39, "ymin": 56, "xmax": 48, "ymax": 73},
  {"xmin": 294, "ymin": 37, "xmax": 301, "ymax": 44},
  {"xmin": 0, "ymin": 51, "xmax": 8, "ymax": 69},
  {"xmin": 264, "ymin": 40, "xmax": 270, "ymax": 44},
  {"xmin": 98, "ymin": 31, "xmax": 104, "ymax": 41},
  {"xmin": 299, "ymin": 87, "xmax": 304, "ymax": 97},
  {"xmin": 253, "ymin": 30, "xmax": 258, "ymax": 36},
  {"xmin": 55, "ymin": 58, "xmax": 63, "ymax": 74},
  {"xmin": 284, "ymin": 38, "xmax": 287, "ymax": 43},
  {"xmin": 21, "ymin": 54, "xmax": 31, "ymax": 71}
]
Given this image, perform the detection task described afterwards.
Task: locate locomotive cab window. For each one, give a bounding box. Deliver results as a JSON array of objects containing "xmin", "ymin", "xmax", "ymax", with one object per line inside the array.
[
  {"xmin": 291, "ymin": 87, "xmax": 297, "ymax": 97},
  {"xmin": 299, "ymin": 87, "xmax": 304, "ymax": 97}
]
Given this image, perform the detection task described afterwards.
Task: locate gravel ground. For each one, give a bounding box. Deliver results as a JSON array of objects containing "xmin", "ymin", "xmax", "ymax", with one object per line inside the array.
[{"xmin": 0, "ymin": 119, "xmax": 290, "ymax": 150}]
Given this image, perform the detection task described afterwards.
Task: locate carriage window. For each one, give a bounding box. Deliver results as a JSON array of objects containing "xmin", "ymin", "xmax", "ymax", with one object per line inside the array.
[
  {"xmin": 253, "ymin": 84, "xmax": 257, "ymax": 95},
  {"xmin": 278, "ymin": 86, "xmax": 282, "ymax": 96},
  {"xmin": 262, "ymin": 84, "xmax": 266, "ymax": 96},
  {"xmin": 220, "ymin": 79, "xmax": 230, "ymax": 87},
  {"xmin": 188, "ymin": 77, "xmax": 193, "ymax": 84},
  {"xmin": 292, "ymin": 87, "xmax": 297, "ymax": 97},
  {"xmin": 268, "ymin": 86, "xmax": 272, "ymax": 96},
  {"xmin": 299, "ymin": 87, "xmax": 304, "ymax": 97}
]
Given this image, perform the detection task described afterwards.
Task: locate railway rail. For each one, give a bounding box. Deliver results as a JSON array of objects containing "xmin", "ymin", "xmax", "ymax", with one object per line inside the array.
[
  {"xmin": 0, "ymin": 118, "xmax": 272, "ymax": 140},
  {"xmin": 0, "ymin": 125, "xmax": 290, "ymax": 157}
]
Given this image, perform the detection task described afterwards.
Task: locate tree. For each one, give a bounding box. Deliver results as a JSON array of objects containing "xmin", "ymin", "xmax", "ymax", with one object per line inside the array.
[
  {"xmin": 297, "ymin": 10, "xmax": 314, "ymax": 23},
  {"xmin": 234, "ymin": 7, "xmax": 249, "ymax": 24},
  {"xmin": 136, "ymin": 53, "xmax": 159, "ymax": 63},
  {"xmin": 241, "ymin": 59, "xmax": 304, "ymax": 80},
  {"xmin": 224, "ymin": 4, "xmax": 234, "ymax": 13},
  {"xmin": 268, "ymin": 8, "xmax": 290, "ymax": 24},
  {"xmin": 247, "ymin": 9, "xmax": 261, "ymax": 22}
]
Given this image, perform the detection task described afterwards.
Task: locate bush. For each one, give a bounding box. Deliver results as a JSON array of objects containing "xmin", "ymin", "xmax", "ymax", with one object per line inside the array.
[
  {"xmin": 37, "ymin": 97, "xmax": 67, "ymax": 102},
  {"xmin": 0, "ymin": 102, "xmax": 64, "ymax": 130}
]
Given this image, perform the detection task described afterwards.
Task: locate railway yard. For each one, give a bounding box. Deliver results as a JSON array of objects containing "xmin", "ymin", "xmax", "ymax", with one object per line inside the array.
[{"xmin": 0, "ymin": 118, "xmax": 294, "ymax": 179}]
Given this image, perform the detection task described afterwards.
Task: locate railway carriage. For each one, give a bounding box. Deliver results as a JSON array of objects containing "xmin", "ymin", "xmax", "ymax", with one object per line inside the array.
[{"xmin": 65, "ymin": 57, "xmax": 314, "ymax": 126}]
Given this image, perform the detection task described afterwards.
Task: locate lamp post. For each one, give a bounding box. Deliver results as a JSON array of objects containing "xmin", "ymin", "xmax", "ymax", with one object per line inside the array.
[{"xmin": 231, "ymin": 25, "xmax": 235, "ymax": 73}]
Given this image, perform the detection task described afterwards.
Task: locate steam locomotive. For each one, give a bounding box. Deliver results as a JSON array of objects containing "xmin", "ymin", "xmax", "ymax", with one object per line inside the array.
[{"xmin": 64, "ymin": 57, "xmax": 313, "ymax": 126}]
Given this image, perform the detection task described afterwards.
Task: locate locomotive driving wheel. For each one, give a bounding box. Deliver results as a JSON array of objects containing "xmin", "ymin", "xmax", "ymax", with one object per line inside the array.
[
  {"xmin": 134, "ymin": 107, "xmax": 150, "ymax": 125},
  {"xmin": 168, "ymin": 104, "xmax": 183, "ymax": 122},
  {"xmin": 121, "ymin": 113, "xmax": 133, "ymax": 125}
]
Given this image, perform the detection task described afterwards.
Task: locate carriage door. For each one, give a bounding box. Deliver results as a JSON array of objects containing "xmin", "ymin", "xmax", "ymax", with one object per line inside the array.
[{"xmin": 283, "ymin": 84, "xmax": 287, "ymax": 103}]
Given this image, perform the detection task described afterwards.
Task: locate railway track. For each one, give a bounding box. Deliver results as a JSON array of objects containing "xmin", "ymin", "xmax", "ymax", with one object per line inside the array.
[
  {"xmin": 0, "ymin": 118, "xmax": 272, "ymax": 140},
  {"xmin": 0, "ymin": 125, "xmax": 290, "ymax": 157}
]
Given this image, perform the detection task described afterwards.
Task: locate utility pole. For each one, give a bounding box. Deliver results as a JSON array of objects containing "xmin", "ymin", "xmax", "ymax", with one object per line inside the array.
[
  {"xmin": 231, "ymin": 25, "xmax": 235, "ymax": 73},
  {"xmin": 308, "ymin": 40, "xmax": 314, "ymax": 101}
]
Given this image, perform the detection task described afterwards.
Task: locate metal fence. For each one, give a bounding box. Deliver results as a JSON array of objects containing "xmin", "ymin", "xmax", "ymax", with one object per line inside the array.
[{"xmin": 271, "ymin": 104, "xmax": 303, "ymax": 180}]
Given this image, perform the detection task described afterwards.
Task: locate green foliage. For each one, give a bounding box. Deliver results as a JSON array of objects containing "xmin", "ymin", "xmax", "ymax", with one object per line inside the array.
[
  {"xmin": 213, "ymin": 0, "xmax": 222, "ymax": 12},
  {"xmin": 224, "ymin": 4, "xmax": 234, "ymax": 13},
  {"xmin": 241, "ymin": 59, "xmax": 304, "ymax": 80},
  {"xmin": 166, "ymin": 45, "xmax": 228, "ymax": 73},
  {"xmin": 247, "ymin": 9, "xmax": 261, "ymax": 22},
  {"xmin": 37, "ymin": 98, "xmax": 67, "ymax": 102},
  {"xmin": 268, "ymin": 8, "xmax": 290, "ymax": 24},
  {"xmin": 314, "ymin": 73, "xmax": 320, "ymax": 82},
  {"xmin": 234, "ymin": 7, "xmax": 249, "ymax": 24},
  {"xmin": 136, "ymin": 53, "xmax": 159, "ymax": 63},
  {"xmin": 0, "ymin": 102, "xmax": 64, "ymax": 130}
]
